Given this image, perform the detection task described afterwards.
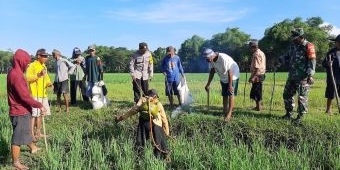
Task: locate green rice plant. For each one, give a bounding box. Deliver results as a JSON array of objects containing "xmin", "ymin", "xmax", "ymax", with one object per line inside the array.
[
  {"xmin": 86, "ymin": 139, "xmax": 108, "ymax": 170},
  {"xmin": 108, "ymin": 137, "xmax": 136, "ymax": 170},
  {"xmin": 1, "ymin": 73, "xmax": 340, "ymax": 169}
]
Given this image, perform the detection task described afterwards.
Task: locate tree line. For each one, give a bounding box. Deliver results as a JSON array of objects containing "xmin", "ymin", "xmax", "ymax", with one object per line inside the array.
[{"xmin": 0, "ymin": 16, "xmax": 336, "ymax": 73}]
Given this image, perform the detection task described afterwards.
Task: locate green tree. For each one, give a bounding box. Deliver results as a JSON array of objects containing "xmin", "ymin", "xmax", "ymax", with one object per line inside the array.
[
  {"xmin": 207, "ymin": 27, "xmax": 251, "ymax": 71},
  {"xmin": 177, "ymin": 35, "xmax": 206, "ymax": 72},
  {"xmin": 0, "ymin": 50, "xmax": 14, "ymax": 73},
  {"xmin": 260, "ymin": 17, "xmax": 330, "ymax": 71},
  {"xmin": 153, "ymin": 47, "xmax": 166, "ymax": 73}
]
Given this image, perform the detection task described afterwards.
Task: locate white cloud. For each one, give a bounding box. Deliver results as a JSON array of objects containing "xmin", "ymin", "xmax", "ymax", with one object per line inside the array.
[
  {"xmin": 330, "ymin": 25, "xmax": 340, "ymax": 36},
  {"xmin": 321, "ymin": 22, "xmax": 340, "ymax": 36},
  {"xmin": 105, "ymin": 0, "xmax": 249, "ymax": 23}
]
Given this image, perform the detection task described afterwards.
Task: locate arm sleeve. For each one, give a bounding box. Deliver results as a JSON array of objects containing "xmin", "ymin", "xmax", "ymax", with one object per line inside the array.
[
  {"xmin": 65, "ymin": 59, "xmax": 76, "ymax": 75},
  {"xmin": 160, "ymin": 57, "xmax": 166, "ymax": 73},
  {"xmin": 178, "ymin": 57, "xmax": 184, "ymax": 74},
  {"xmin": 306, "ymin": 43, "xmax": 316, "ymax": 76},
  {"xmin": 149, "ymin": 54, "xmax": 154, "ymax": 78},
  {"xmin": 129, "ymin": 55, "xmax": 135, "ymax": 77},
  {"xmin": 85, "ymin": 57, "xmax": 89, "ymax": 76},
  {"xmin": 97, "ymin": 57, "xmax": 103, "ymax": 72},
  {"xmin": 278, "ymin": 54, "xmax": 289, "ymax": 65},
  {"xmin": 322, "ymin": 56, "xmax": 328, "ymax": 69},
  {"xmin": 158, "ymin": 103, "xmax": 169, "ymax": 136},
  {"xmin": 45, "ymin": 73, "xmax": 52, "ymax": 87},
  {"xmin": 81, "ymin": 57, "xmax": 86, "ymax": 69},
  {"xmin": 26, "ymin": 64, "xmax": 38, "ymax": 83},
  {"xmin": 322, "ymin": 52, "xmax": 331, "ymax": 69},
  {"xmin": 14, "ymin": 77, "xmax": 43, "ymax": 108},
  {"xmin": 306, "ymin": 58, "xmax": 316, "ymax": 76},
  {"xmin": 253, "ymin": 53, "xmax": 262, "ymax": 69}
]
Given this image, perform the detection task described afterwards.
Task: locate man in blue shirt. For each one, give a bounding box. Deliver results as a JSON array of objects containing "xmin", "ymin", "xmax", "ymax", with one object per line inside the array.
[{"xmin": 161, "ymin": 46, "xmax": 185, "ymax": 108}]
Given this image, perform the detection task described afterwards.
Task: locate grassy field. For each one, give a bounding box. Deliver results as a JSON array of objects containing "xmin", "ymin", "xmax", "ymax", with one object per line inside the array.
[{"xmin": 0, "ymin": 73, "xmax": 340, "ymax": 170}]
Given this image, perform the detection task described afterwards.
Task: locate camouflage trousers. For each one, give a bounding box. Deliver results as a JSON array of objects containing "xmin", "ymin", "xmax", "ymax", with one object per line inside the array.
[{"xmin": 283, "ymin": 79, "xmax": 310, "ymax": 116}]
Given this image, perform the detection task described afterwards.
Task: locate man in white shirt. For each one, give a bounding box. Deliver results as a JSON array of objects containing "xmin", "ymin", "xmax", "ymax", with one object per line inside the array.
[
  {"xmin": 52, "ymin": 49, "xmax": 76, "ymax": 113},
  {"xmin": 203, "ymin": 48, "xmax": 240, "ymax": 121}
]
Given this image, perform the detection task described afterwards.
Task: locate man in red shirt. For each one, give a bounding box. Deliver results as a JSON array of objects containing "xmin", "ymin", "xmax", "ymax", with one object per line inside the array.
[{"xmin": 7, "ymin": 49, "xmax": 47, "ymax": 170}]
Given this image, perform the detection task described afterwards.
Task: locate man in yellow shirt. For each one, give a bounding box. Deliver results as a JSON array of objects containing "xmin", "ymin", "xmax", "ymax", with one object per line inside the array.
[{"xmin": 26, "ymin": 48, "xmax": 53, "ymax": 140}]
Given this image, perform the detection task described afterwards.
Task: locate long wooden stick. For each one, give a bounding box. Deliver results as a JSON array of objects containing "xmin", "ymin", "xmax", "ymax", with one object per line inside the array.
[
  {"xmin": 243, "ymin": 70, "xmax": 247, "ymax": 107},
  {"xmin": 42, "ymin": 116, "xmax": 48, "ymax": 153},
  {"xmin": 42, "ymin": 70, "xmax": 48, "ymax": 153},
  {"xmin": 269, "ymin": 67, "xmax": 277, "ymax": 114},
  {"xmin": 207, "ymin": 89, "xmax": 210, "ymax": 111}
]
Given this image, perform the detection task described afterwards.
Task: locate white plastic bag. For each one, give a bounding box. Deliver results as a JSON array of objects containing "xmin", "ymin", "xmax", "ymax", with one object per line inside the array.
[
  {"xmin": 177, "ymin": 78, "xmax": 194, "ymax": 106},
  {"xmin": 91, "ymin": 80, "xmax": 110, "ymax": 109}
]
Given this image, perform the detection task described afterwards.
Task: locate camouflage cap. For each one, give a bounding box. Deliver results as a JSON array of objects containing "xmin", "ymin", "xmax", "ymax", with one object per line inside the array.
[
  {"xmin": 291, "ymin": 28, "xmax": 304, "ymax": 39},
  {"xmin": 88, "ymin": 45, "xmax": 96, "ymax": 51}
]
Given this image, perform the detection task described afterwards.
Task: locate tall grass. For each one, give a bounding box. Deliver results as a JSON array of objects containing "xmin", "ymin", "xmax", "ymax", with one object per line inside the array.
[{"xmin": 0, "ymin": 73, "xmax": 339, "ymax": 169}]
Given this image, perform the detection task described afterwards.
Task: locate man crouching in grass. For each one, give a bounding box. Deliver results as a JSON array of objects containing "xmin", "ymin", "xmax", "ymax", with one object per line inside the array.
[
  {"xmin": 115, "ymin": 89, "xmax": 171, "ymax": 162},
  {"xmin": 7, "ymin": 49, "xmax": 47, "ymax": 170}
]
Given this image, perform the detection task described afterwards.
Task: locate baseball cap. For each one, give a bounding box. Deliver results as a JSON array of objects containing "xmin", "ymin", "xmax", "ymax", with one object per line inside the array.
[
  {"xmin": 248, "ymin": 39, "xmax": 258, "ymax": 47},
  {"xmin": 291, "ymin": 28, "xmax": 304, "ymax": 39},
  {"xmin": 88, "ymin": 45, "xmax": 96, "ymax": 51},
  {"xmin": 73, "ymin": 47, "xmax": 82, "ymax": 55},
  {"xmin": 329, "ymin": 34, "xmax": 340, "ymax": 42},
  {"xmin": 139, "ymin": 42, "xmax": 148, "ymax": 49},
  {"xmin": 36, "ymin": 48, "xmax": 49, "ymax": 57},
  {"xmin": 148, "ymin": 89, "xmax": 159, "ymax": 98},
  {"xmin": 202, "ymin": 48, "xmax": 215, "ymax": 59},
  {"xmin": 166, "ymin": 46, "xmax": 174, "ymax": 54},
  {"xmin": 52, "ymin": 49, "xmax": 61, "ymax": 56}
]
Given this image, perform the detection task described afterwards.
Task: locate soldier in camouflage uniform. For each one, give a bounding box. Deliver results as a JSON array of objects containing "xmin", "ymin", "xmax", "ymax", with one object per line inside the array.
[{"xmin": 278, "ymin": 28, "xmax": 316, "ymax": 123}]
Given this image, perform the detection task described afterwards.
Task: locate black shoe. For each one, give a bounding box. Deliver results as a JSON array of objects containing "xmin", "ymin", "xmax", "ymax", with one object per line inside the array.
[
  {"xmin": 292, "ymin": 115, "xmax": 303, "ymax": 124},
  {"xmin": 282, "ymin": 113, "xmax": 292, "ymax": 120},
  {"xmin": 292, "ymin": 117, "xmax": 302, "ymax": 125}
]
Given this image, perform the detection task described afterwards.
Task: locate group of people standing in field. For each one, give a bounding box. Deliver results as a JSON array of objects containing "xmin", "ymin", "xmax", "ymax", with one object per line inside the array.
[
  {"xmin": 6, "ymin": 29, "xmax": 340, "ymax": 169},
  {"xmin": 6, "ymin": 45, "xmax": 104, "ymax": 169}
]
